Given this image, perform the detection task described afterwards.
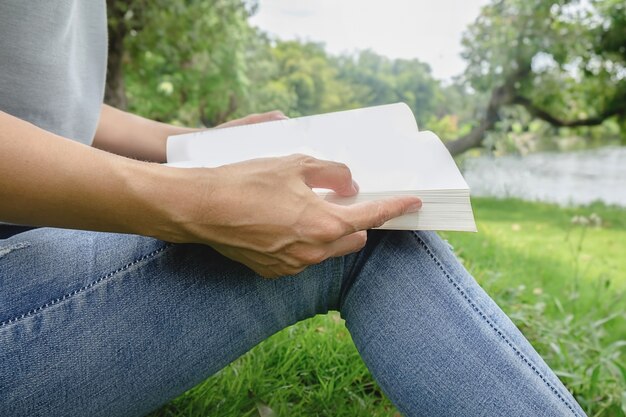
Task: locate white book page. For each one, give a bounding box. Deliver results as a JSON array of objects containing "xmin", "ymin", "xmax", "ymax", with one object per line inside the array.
[{"xmin": 167, "ymin": 103, "xmax": 469, "ymax": 193}]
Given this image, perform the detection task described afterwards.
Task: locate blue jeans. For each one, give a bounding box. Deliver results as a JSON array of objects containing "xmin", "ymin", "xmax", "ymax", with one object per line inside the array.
[{"xmin": 0, "ymin": 226, "xmax": 585, "ymax": 416}]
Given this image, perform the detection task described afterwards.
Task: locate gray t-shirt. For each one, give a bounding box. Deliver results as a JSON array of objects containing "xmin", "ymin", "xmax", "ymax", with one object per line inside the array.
[{"xmin": 0, "ymin": 0, "xmax": 107, "ymax": 145}]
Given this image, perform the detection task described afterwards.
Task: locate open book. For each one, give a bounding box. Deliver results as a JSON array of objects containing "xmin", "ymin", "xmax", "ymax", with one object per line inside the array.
[{"xmin": 167, "ymin": 103, "xmax": 476, "ymax": 232}]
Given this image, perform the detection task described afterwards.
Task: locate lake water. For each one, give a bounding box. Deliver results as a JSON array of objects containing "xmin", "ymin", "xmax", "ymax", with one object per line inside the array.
[{"xmin": 461, "ymin": 146, "xmax": 626, "ymax": 207}]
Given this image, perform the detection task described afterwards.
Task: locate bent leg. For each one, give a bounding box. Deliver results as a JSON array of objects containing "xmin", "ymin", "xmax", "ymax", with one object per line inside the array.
[
  {"xmin": 0, "ymin": 228, "xmax": 343, "ymax": 417},
  {"xmin": 339, "ymin": 230, "xmax": 585, "ymax": 416},
  {"xmin": 1, "ymin": 227, "xmax": 586, "ymax": 417}
]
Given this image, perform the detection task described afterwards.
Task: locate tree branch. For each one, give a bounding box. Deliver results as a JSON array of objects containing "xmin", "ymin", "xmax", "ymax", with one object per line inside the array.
[
  {"xmin": 512, "ymin": 95, "xmax": 625, "ymax": 127},
  {"xmin": 445, "ymin": 65, "xmax": 530, "ymax": 156},
  {"xmin": 445, "ymin": 62, "xmax": 624, "ymax": 156}
]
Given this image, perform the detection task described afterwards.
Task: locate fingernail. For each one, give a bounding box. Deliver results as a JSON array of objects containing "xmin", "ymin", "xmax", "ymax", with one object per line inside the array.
[{"xmin": 408, "ymin": 200, "xmax": 422, "ymax": 213}]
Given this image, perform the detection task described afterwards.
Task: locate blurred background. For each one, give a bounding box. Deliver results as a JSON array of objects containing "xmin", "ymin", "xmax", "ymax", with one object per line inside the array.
[{"xmin": 104, "ymin": 0, "xmax": 626, "ymax": 415}]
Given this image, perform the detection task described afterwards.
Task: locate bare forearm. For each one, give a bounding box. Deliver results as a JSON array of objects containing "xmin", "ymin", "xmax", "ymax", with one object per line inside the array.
[
  {"xmin": 93, "ymin": 104, "xmax": 199, "ymax": 163},
  {"xmin": 0, "ymin": 111, "xmax": 188, "ymax": 236},
  {"xmin": 1, "ymin": 109, "xmax": 420, "ymax": 278}
]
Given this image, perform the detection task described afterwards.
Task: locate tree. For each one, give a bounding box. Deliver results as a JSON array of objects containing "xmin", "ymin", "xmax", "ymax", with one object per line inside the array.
[
  {"xmin": 106, "ymin": 0, "xmax": 256, "ymax": 126},
  {"xmin": 334, "ymin": 50, "xmax": 444, "ymax": 125},
  {"xmin": 446, "ymin": 0, "xmax": 626, "ymax": 155},
  {"xmin": 268, "ymin": 41, "xmax": 353, "ymax": 116},
  {"xmin": 240, "ymin": 41, "xmax": 445, "ymax": 121}
]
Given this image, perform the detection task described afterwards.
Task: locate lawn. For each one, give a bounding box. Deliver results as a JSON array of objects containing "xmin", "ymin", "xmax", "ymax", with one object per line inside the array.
[{"xmin": 150, "ymin": 198, "xmax": 626, "ymax": 417}]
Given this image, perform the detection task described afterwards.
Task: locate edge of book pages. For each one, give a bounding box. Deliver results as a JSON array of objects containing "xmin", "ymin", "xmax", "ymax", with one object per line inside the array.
[{"xmin": 166, "ymin": 103, "xmax": 477, "ymax": 232}]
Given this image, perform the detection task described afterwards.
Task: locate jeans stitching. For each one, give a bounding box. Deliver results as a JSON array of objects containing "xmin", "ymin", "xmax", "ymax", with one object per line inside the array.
[
  {"xmin": 0, "ymin": 243, "xmax": 172, "ymax": 328},
  {"xmin": 0, "ymin": 241, "xmax": 31, "ymax": 257},
  {"xmin": 410, "ymin": 231, "xmax": 580, "ymax": 417}
]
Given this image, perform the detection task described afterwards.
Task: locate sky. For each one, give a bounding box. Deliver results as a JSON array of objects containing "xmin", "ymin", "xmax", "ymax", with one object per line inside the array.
[{"xmin": 249, "ymin": 0, "xmax": 491, "ymax": 81}]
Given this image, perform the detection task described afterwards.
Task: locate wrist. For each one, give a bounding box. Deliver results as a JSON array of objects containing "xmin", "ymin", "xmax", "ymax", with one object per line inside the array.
[{"xmin": 125, "ymin": 162, "xmax": 216, "ymax": 243}]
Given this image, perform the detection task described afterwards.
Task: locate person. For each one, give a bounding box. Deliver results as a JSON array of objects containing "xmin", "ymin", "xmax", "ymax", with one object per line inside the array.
[{"xmin": 0, "ymin": 1, "xmax": 586, "ymax": 416}]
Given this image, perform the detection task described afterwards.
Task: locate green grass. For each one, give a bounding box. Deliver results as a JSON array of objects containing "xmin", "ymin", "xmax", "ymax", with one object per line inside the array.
[{"xmin": 150, "ymin": 198, "xmax": 626, "ymax": 417}]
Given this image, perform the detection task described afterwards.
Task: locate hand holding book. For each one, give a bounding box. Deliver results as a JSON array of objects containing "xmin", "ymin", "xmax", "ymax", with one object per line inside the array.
[
  {"xmin": 172, "ymin": 154, "xmax": 421, "ymax": 278},
  {"xmin": 167, "ymin": 103, "xmax": 476, "ymax": 232}
]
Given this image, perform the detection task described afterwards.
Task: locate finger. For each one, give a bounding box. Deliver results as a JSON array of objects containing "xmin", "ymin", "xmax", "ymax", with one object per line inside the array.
[
  {"xmin": 212, "ymin": 244, "xmax": 303, "ymax": 279},
  {"xmin": 217, "ymin": 111, "xmax": 288, "ymax": 128},
  {"xmin": 337, "ymin": 196, "xmax": 422, "ymax": 231},
  {"xmin": 325, "ymin": 230, "xmax": 368, "ymax": 258},
  {"xmin": 244, "ymin": 111, "xmax": 288, "ymax": 124},
  {"xmin": 264, "ymin": 110, "xmax": 289, "ymax": 120},
  {"xmin": 259, "ymin": 262, "xmax": 306, "ymax": 279},
  {"xmin": 298, "ymin": 156, "xmax": 359, "ymax": 196},
  {"xmin": 215, "ymin": 118, "xmax": 249, "ymax": 128}
]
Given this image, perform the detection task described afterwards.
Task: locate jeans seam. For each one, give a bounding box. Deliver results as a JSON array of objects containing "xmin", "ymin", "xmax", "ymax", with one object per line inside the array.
[
  {"xmin": 330, "ymin": 256, "xmax": 344, "ymax": 311},
  {"xmin": 0, "ymin": 243, "xmax": 172, "ymax": 329},
  {"xmin": 410, "ymin": 231, "xmax": 580, "ymax": 417},
  {"xmin": 0, "ymin": 241, "xmax": 32, "ymax": 257}
]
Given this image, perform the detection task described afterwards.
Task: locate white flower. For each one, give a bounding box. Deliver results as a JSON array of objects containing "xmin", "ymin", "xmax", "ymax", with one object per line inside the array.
[
  {"xmin": 589, "ymin": 213, "xmax": 602, "ymax": 227},
  {"xmin": 158, "ymin": 81, "xmax": 174, "ymax": 95}
]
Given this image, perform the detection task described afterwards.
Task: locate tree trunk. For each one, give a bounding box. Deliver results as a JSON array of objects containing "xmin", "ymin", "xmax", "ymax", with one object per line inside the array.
[
  {"xmin": 104, "ymin": 3, "xmax": 128, "ymax": 110},
  {"xmin": 445, "ymin": 83, "xmax": 515, "ymax": 156}
]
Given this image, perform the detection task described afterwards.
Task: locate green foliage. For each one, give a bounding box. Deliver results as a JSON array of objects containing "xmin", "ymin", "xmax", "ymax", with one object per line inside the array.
[
  {"xmin": 111, "ymin": 0, "xmax": 625, "ymax": 151},
  {"xmin": 482, "ymin": 276, "xmax": 625, "ymax": 416},
  {"xmin": 425, "ymin": 114, "xmax": 462, "ymax": 141},
  {"xmin": 112, "ymin": 1, "xmax": 453, "ymax": 129},
  {"xmin": 334, "ymin": 51, "xmax": 444, "ymax": 124},
  {"xmin": 149, "ymin": 312, "xmax": 396, "ymax": 417},
  {"xmin": 443, "ymin": 198, "xmax": 626, "ymax": 416},
  {"xmin": 238, "ymin": 39, "xmax": 358, "ymax": 118},
  {"xmin": 118, "ymin": 0, "xmax": 255, "ymax": 126},
  {"xmin": 272, "ymin": 42, "xmax": 342, "ymax": 115},
  {"xmin": 239, "ymin": 41, "xmax": 449, "ymax": 124}
]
